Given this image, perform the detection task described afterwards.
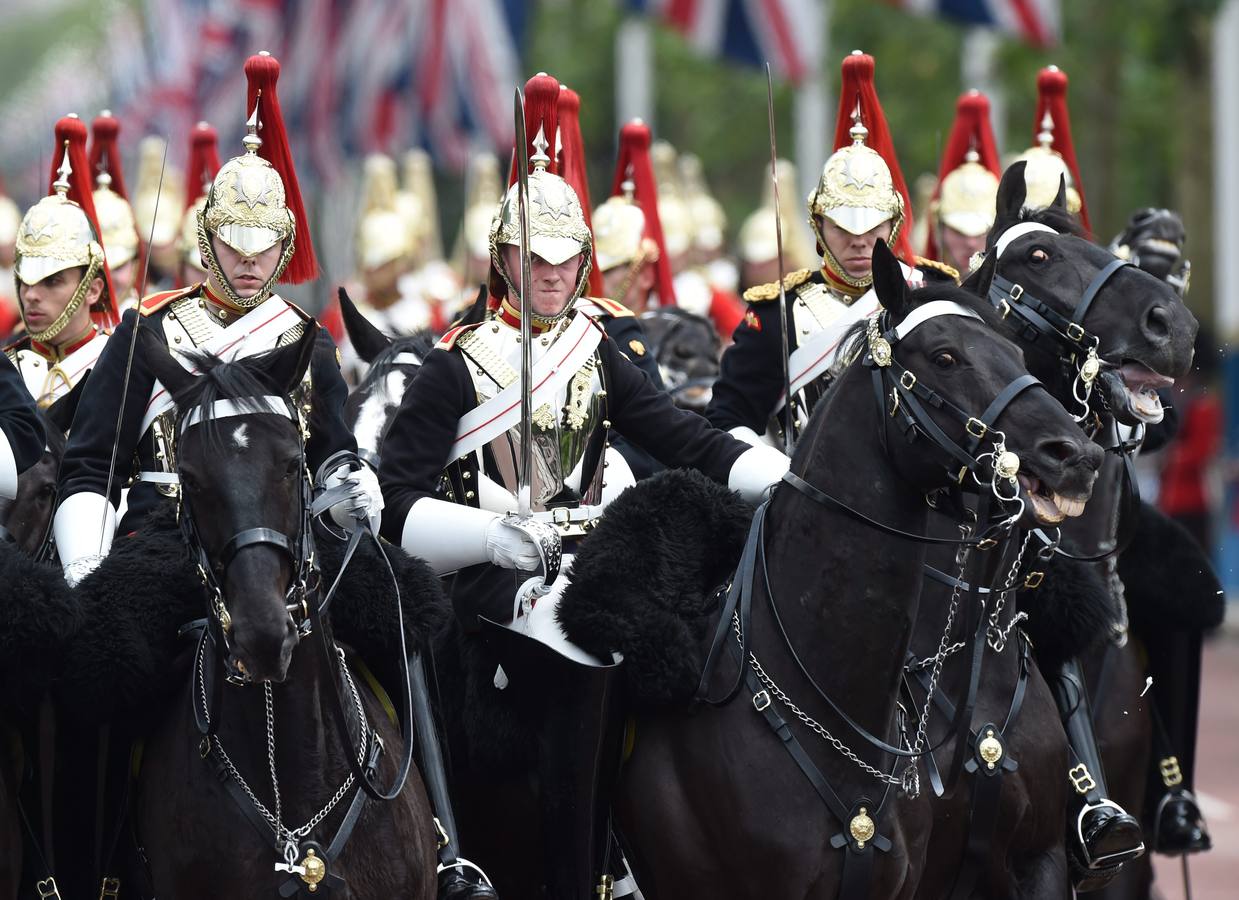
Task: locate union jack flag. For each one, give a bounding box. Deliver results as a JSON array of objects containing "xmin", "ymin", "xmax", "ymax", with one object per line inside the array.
[{"xmin": 889, "ymin": 0, "xmax": 1061, "ymax": 48}]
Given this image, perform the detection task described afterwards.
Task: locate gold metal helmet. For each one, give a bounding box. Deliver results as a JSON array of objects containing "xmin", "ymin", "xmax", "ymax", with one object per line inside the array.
[
  {"xmin": 679, "ymin": 154, "xmax": 726, "ymax": 253},
  {"xmin": 808, "ymin": 112, "xmax": 904, "ymax": 250},
  {"xmin": 92, "ymin": 174, "xmax": 139, "ymax": 269},
  {"xmin": 651, "ymin": 141, "xmax": 692, "ymax": 259},
  {"xmin": 14, "ymin": 154, "xmax": 107, "ymax": 342},
  {"xmin": 401, "ymin": 148, "xmax": 443, "ymax": 263},
  {"xmin": 133, "ymin": 136, "xmax": 186, "ymax": 249},
  {"xmin": 0, "ymin": 194, "xmax": 20, "ymax": 247},
  {"xmin": 356, "ymin": 154, "xmax": 414, "ymax": 272},
  {"xmin": 179, "ymin": 195, "xmax": 208, "ymax": 277},
  {"xmin": 592, "ymin": 180, "xmax": 655, "ymax": 273},
  {"xmin": 1017, "ymin": 114, "xmax": 1082, "ymax": 214},
  {"xmin": 740, "ymin": 158, "xmax": 815, "ymax": 268},
  {"xmin": 489, "ymin": 130, "xmax": 592, "ymax": 320},
  {"xmin": 934, "ymin": 149, "xmax": 1000, "ymax": 238},
  {"xmin": 196, "ymin": 103, "xmax": 297, "ymax": 308},
  {"xmin": 455, "ymin": 152, "xmax": 502, "ymax": 265}
]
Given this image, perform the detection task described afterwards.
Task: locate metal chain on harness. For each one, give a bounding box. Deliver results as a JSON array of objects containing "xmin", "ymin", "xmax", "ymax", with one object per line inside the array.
[
  {"xmin": 986, "ymin": 531, "xmax": 1032, "ymax": 653},
  {"xmin": 198, "ymin": 639, "xmax": 370, "ymax": 864}
]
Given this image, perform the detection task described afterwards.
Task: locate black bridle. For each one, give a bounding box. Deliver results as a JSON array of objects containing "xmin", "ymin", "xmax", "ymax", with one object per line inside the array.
[{"xmin": 177, "ymin": 397, "xmax": 415, "ymax": 811}]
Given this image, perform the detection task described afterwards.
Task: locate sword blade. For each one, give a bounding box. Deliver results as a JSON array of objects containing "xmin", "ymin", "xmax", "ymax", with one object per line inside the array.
[
  {"xmin": 766, "ymin": 63, "xmax": 794, "ymax": 455},
  {"xmin": 514, "ymin": 87, "xmax": 534, "ymax": 517}
]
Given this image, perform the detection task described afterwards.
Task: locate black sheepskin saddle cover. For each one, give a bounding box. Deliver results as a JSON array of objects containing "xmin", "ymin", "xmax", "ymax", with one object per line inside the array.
[
  {"xmin": 1119, "ymin": 501, "xmax": 1225, "ymax": 634},
  {"xmin": 558, "ymin": 469, "xmax": 753, "ymax": 708},
  {"xmin": 1017, "ymin": 556, "xmax": 1117, "ymax": 672},
  {"xmin": 55, "ymin": 507, "xmax": 447, "ymax": 732},
  {"xmin": 0, "ymin": 543, "xmax": 83, "ymax": 719}
]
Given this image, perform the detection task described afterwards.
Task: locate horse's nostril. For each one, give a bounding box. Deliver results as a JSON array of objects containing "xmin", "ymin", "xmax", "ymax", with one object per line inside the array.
[
  {"xmin": 1144, "ymin": 304, "xmax": 1172, "ymax": 339},
  {"xmin": 1037, "ymin": 439, "xmax": 1079, "ymax": 464}
]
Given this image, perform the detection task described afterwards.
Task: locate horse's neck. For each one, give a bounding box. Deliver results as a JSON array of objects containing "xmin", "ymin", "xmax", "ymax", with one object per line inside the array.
[
  {"xmin": 763, "ymin": 373, "xmax": 930, "ymax": 745},
  {"xmin": 221, "ymin": 642, "xmax": 359, "ymax": 822},
  {"xmin": 1062, "ymin": 415, "xmax": 1126, "ymax": 555}
]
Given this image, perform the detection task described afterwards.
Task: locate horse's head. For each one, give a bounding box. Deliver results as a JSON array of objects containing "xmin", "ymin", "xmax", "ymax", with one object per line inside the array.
[
  {"xmin": 0, "ymin": 379, "xmax": 84, "ymax": 559},
  {"xmin": 638, "ymin": 307, "xmax": 721, "ymax": 410},
  {"xmin": 976, "ymin": 162, "xmax": 1196, "ymax": 426},
  {"xmin": 867, "ymin": 239, "xmax": 1103, "ymax": 526},
  {"xmin": 141, "ymin": 326, "xmax": 317, "ymax": 683}
]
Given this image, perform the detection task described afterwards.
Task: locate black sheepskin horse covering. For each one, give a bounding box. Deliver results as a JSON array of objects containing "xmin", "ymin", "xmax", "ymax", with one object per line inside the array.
[
  {"xmin": 0, "ymin": 543, "xmax": 82, "ymax": 719},
  {"xmin": 558, "ymin": 468, "xmax": 753, "ymax": 708},
  {"xmin": 1017, "ymin": 557, "xmax": 1117, "ymax": 672},
  {"xmin": 1119, "ymin": 501, "xmax": 1225, "ymax": 633},
  {"xmin": 55, "ymin": 507, "xmax": 447, "ymax": 732}
]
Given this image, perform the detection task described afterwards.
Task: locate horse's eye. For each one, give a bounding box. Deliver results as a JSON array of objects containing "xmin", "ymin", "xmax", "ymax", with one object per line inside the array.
[
  {"xmin": 1029, "ymin": 248, "xmax": 1050, "ymax": 264},
  {"xmin": 933, "ymin": 352, "xmax": 957, "ymax": 368},
  {"xmin": 283, "ymin": 459, "xmax": 300, "ymax": 480}
]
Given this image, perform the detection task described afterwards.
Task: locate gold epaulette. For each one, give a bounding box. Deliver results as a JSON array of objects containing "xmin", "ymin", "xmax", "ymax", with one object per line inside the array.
[
  {"xmin": 743, "ymin": 268, "xmax": 814, "ymax": 303},
  {"xmin": 139, "ymin": 284, "xmax": 200, "ymax": 316},
  {"xmin": 578, "ymin": 296, "xmax": 634, "ymax": 319},
  {"xmin": 436, "ymin": 322, "xmax": 482, "ymax": 351},
  {"xmin": 914, "ymin": 256, "xmax": 961, "ymax": 284}
]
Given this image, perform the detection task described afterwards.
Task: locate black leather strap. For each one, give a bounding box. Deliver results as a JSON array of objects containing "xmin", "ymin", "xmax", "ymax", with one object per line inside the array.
[
  {"xmin": 1073, "ymin": 259, "xmax": 1131, "ymax": 328},
  {"xmin": 218, "ymin": 527, "xmax": 296, "ymax": 572}
]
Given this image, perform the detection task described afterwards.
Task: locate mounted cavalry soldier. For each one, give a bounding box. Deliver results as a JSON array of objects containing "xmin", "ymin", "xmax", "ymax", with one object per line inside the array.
[
  {"xmin": 923, "ymin": 91, "xmax": 1001, "ymax": 277},
  {"xmin": 378, "ymin": 71, "xmax": 788, "ymax": 900},
  {"xmin": 89, "ymin": 110, "xmax": 142, "ymax": 311},
  {"xmin": 1018, "ymin": 66, "xmax": 1087, "ymax": 227},
  {"xmin": 6, "ymin": 114, "xmax": 118, "ymax": 408},
  {"xmin": 706, "ymin": 50, "xmax": 941, "ymax": 449}
]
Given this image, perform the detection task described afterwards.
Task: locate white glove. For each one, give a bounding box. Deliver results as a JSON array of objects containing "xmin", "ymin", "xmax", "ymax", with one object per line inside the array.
[
  {"xmin": 727, "ymin": 444, "xmax": 791, "ymax": 504},
  {"xmin": 327, "ymin": 463, "xmax": 384, "ymax": 533},
  {"xmin": 484, "ymin": 518, "xmax": 541, "ymax": 571}
]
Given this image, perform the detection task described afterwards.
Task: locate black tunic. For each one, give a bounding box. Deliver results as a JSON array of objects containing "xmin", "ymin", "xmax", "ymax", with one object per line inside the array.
[
  {"xmin": 378, "ymin": 326, "xmax": 747, "ymax": 625},
  {"xmin": 0, "ymin": 352, "xmax": 47, "ymax": 475},
  {"xmin": 58, "ymin": 303, "xmax": 357, "ymax": 532}
]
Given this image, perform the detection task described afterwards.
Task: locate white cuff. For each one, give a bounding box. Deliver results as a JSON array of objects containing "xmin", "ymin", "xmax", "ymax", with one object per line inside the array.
[
  {"xmin": 728, "ymin": 425, "xmax": 777, "ymax": 449},
  {"xmin": 476, "ymin": 472, "xmax": 518, "ymax": 514},
  {"xmin": 0, "ymin": 430, "xmax": 17, "ymax": 500},
  {"xmin": 401, "ymin": 496, "xmax": 500, "ymax": 575},
  {"xmin": 727, "ymin": 445, "xmax": 791, "ymax": 504},
  {"xmin": 54, "ymin": 492, "xmax": 118, "ymax": 585}
]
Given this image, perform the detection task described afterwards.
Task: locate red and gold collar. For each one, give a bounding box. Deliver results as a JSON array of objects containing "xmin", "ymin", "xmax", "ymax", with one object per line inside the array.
[
  {"xmin": 30, "ymin": 325, "xmax": 98, "ymax": 362},
  {"xmin": 495, "ymin": 297, "xmax": 554, "ymax": 334}
]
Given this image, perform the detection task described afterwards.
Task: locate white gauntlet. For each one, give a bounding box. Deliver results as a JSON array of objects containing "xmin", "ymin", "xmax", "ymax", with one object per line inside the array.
[{"xmin": 53, "ymin": 492, "xmax": 117, "ymax": 587}]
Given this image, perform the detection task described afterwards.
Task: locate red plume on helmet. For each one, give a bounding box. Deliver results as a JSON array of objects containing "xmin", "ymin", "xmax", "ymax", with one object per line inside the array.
[
  {"xmin": 924, "ymin": 90, "xmax": 1001, "ymax": 261},
  {"xmin": 611, "ymin": 120, "xmax": 677, "ymax": 307},
  {"xmin": 49, "ymin": 115, "xmax": 117, "ymax": 328},
  {"xmin": 1034, "ymin": 66, "xmax": 1089, "ymax": 232},
  {"xmin": 88, "ymin": 111, "xmax": 128, "ymax": 200},
  {"xmin": 508, "ymin": 72, "xmax": 560, "ymax": 185},
  {"xmin": 184, "ymin": 121, "xmax": 221, "ymax": 213},
  {"xmin": 831, "ymin": 51, "xmax": 914, "ymax": 261},
  {"xmin": 244, "ymin": 52, "xmax": 318, "ymax": 283},
  {"xmin": 557, "ymin": 85, "xmax": 603, "ymax": 297}
]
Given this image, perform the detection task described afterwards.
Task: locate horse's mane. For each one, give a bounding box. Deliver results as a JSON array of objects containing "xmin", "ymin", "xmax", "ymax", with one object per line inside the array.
[
  {"xmin": 168, "ymin": 346, "xmax": 298, "ymax": 451},
  {"xmin": 990, "ymin": 204, "xmax": 1087, "ymax": 245},
  {"xmin": 355, "ymin": 328, "xmax": 434, "ymax": 396}
]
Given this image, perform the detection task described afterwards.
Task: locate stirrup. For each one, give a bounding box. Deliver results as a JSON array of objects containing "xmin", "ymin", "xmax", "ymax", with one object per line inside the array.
[
  {"xmin": 438, "ymin": 858, "xmax": 495, "ymax": 887},
  {"xmin": 1076, "ymin": 799, "xmax": 1145, "ymax": 868}
]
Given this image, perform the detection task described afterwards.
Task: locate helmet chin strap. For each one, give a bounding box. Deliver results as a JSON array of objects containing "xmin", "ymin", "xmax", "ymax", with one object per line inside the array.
[{"xmin": 196, "ymin": 207, "xmax": 296, "ymax": 310}]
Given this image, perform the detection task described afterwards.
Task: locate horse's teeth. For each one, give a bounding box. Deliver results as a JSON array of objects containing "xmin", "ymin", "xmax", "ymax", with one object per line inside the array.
[{"xmin": 1051, "ymin": 493, "xmax": 1086, "ymax": 517}]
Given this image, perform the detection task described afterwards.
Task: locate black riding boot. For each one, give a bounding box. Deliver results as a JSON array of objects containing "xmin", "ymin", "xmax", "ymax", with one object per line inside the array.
[
  {"xmin": 1144, "ymin": 629, "xmax": 1211, "ymax": 854},
  {"xmin": 536, "ymin": 658, "xmax": 626, "ymax": 900},
  {"xmin": 409, "ymin": 652, "xmax": 498, "ymax": 900},
  {"xmin": 1050, "ymin": 657, "xmax": 1145, "ymax": 889}
]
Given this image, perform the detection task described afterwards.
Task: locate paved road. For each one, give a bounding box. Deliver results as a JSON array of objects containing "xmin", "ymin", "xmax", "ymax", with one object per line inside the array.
[{"xmin": 1151, "ymin": 611, "xmax": 1239, "ymax": 899}]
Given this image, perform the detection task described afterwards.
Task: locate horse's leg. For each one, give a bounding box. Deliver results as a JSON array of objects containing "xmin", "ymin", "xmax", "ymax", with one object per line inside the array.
[{"xmin": 1009, "ymin": 844, "xmax": 1071, "ymax": 900}]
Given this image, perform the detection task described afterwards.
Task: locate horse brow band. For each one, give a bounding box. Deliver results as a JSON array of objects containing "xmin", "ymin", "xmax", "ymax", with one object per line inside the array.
[{"xmin": 179, "ymin": 396, "xmax": 294, "ymax": 432}]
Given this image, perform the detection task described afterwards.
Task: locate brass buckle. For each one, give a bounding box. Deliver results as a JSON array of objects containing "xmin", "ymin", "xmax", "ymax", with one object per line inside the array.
[
  {"xmin": 977, "ymin": 537, "xmax": 998, "ymax": 550},
  {"xmin": 1008, "ymin": 284, "xmax": 1024, "ymax": 301},
  {"xmin": 1069, "ymin": 763, "xmax": 1097, "ymax": 795},
  {"xmin": 966, "ymin": 417, "xmax": 988, "ymax": 439},
  {"xmin": 36, "ymin": 878, "xmax": 62, "ymax": 900},
  {"xmin": 98, "ymin": 877, "xmax": 121, "ymax": 900},
  {"xmin": 1023, "ymin": 571, "xmax": 1045, "ymax": 590},
  {"xmin": 433, "ymin": 816, "xmax": 450, "ymax": 849},
  {"xmin": 752, "ymin": 690, "xmax": 772, "ymax": 712},
  {"xmin": 1065, "ymin": 322, "xmax": 1086, "ymax": 343},
  {"xmin": 1159, "ymin": 756, "xmax": 1184, "ymax": 788},
  {"xmin": 955, "ymin": 465, "xmax": 969, "ymax": 485},
  {"xmin": 596, "ymin": 874, "xmax": 615, "ymax": 900},
  {"xmin": 899, "ymin": 370, "xmax": 917, "ymax": 390},
  {"xmin": 997, "ymin": 298, "xmax": 1012, "ymax": 319}
]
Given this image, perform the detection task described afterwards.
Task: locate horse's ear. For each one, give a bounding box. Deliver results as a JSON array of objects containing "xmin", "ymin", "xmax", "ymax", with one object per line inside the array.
[
  {"xmin": 45, "ymin": 371, "xmax": 90, "ymax": 433},
  {"xmin": 871, "ymin": 239, "xmax": 910, "ymax": 321},
  {"xmin": 993, "ymin": 162, "xmax": 1029, "ymax": 233},
  {"xmin": 266, "ymin": 322, "xmax": 318, "ymax": 396},
  {"xmin": 138, "ymin": 325, "xmax": 197, "ymax": 400},
  {"xmin": 338, "ymin": 287, "xmax": 390, "ymax": 363},
  {"xmin": 1051, "ymin": 174, "xmax": 1069, "ymax": 212},
  {"xmin": 964, "ymin": 250, "xmax": 998, "ymax": 301}
]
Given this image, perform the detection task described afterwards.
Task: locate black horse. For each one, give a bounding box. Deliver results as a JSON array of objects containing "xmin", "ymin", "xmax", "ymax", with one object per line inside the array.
[
  {"xmin": 905, "ymin": 163, "xmax": 1197, "ymax": 898},
  {"xmin": 121, "ymin": 328, "xmax": 437, "ymax": 898},
  {"xmin": 638, "ymin": 307, "xmax": 721, "ymax": 410},
  {"xmin": 607, "ymin": 241, "xmax": 1102, "ymax": 898}
]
